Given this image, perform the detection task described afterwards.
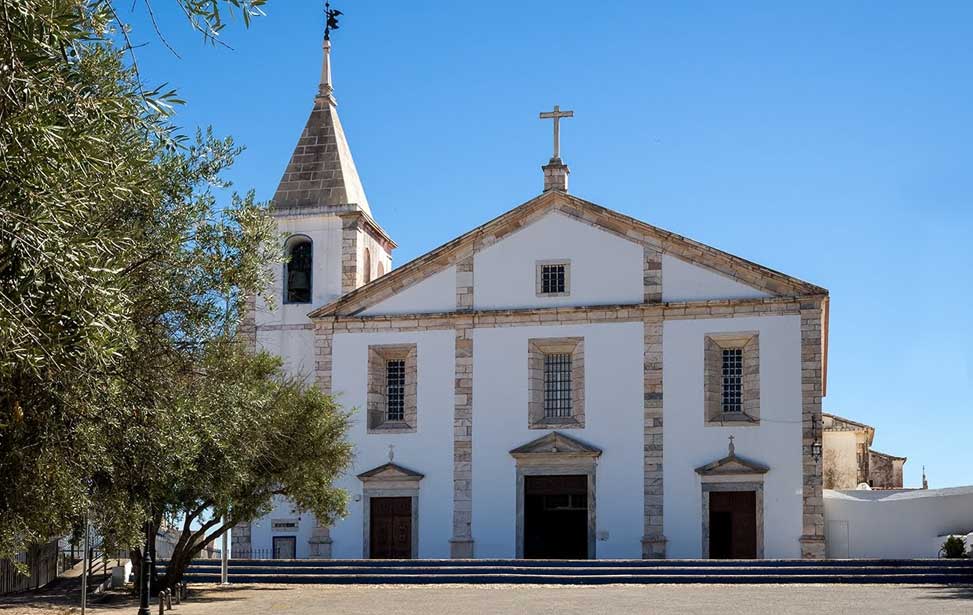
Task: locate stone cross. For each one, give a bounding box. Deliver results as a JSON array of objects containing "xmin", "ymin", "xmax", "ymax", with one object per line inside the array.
[
  {"xmin": 539, "ymin": 105, "xmax": 574, "ymax": 160},
  {"xmin": 728, "ymin": 435, "xmax": 736, "ymax": 456}
]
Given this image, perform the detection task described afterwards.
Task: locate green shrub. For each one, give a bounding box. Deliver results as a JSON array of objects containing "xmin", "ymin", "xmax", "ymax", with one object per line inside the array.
[{"xmin": 940, "ymin": 536, "xmax": 967, "ymax": 559}]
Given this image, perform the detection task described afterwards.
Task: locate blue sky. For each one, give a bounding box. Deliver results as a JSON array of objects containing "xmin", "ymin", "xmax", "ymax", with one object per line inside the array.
[{"xmin": 125, "ymin": 2, "xmax": 971, "ymax": 488}]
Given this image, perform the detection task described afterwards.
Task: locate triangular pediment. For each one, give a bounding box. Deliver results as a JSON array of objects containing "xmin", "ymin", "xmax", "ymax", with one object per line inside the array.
[
  {"xmin": 356, "ymin": 462, "xmax": 424, "ymax": 481},
  {"xmin": 509, "ymin": 431, "xmax": 602, "ymax": 458},
  {"xmin": 695, "ymin": 453, "xmax": 769, "ymax": 476},
  {"xmin": 309, "ymin": 190, "xmax": 825, "ymax": 318}
]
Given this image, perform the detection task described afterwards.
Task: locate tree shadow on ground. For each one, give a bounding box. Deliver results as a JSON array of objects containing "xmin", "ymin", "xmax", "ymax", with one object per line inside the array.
[{"xmin": 913, "ymin": 585, "xmax": 973, "ymax": 601}]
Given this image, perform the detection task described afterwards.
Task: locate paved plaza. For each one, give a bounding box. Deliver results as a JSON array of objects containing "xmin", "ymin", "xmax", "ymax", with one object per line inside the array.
[{"xmin": 2, "ymin": 583, "xmax": 973, "ymax": 615}]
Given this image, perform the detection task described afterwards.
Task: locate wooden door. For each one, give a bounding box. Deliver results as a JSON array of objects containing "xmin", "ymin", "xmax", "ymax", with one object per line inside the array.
[
  {"xmin": 709, "ymin": 491, "xmax": 757, "ymax": 559},
  {"xmin": 272, "ymin": 536, "xmax": 296, "ymax": 559},
  {"xmin": 370, "ymin": 497, "xmax": 412, "ymax": 559}
]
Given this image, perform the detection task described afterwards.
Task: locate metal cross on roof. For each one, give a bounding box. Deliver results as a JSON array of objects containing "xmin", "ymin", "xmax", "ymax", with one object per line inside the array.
[{"xmin": 539, "ymin": 105, "xmax": 574, "ymax": 160}]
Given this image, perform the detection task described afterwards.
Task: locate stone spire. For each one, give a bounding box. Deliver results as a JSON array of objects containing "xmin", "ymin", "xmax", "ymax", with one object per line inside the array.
[{"xmin": 271, "ymin": 35, "xmax": 371, "ymax": 216}]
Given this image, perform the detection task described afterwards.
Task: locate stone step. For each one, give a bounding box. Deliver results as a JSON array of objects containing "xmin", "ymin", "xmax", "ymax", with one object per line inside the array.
[
  {"xmin": 174, "ymin": 571, "xmax": 973, "ymax": 585},
  {"xmin": 170, "ymin": 565, "xmax": 973, "ymax": 576},
  {"xmin": 167, "ymin": 558, "xmax": 973, "ymax": 569}
]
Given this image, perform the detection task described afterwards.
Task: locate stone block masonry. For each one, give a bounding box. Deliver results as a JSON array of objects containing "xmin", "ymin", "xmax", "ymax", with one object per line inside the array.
[
  {"xmin": 450, "ymin": 316, "xmax": 475, "ymax": 558},
  {"xmin": 799, "ymin": 297, "xmax": 827, "ymax": 560}
]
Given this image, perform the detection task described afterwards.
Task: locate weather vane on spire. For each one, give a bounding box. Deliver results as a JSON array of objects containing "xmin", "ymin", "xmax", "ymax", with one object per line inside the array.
[{"xmin": 324, "ymin": 1, "xmax": 343, "ymax": 40}]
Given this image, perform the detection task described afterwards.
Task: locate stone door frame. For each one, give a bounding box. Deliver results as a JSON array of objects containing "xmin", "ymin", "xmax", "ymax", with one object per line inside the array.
[
  {"xmin": 357, "ymin": 462, "xmax": 424, "ymax": 559},
  {"xmin": 700, "ymin": 479, "xmax": 765, "ymax": 559},
  {"xmin": 509, "ymin": 432, "xmax": 602, "ymax": 559}
]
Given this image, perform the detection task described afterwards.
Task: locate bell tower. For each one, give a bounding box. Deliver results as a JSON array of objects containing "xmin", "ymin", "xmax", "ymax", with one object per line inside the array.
[{"xmin": 250, "ymin": 12, "xmax": 395, "ymax": 372}]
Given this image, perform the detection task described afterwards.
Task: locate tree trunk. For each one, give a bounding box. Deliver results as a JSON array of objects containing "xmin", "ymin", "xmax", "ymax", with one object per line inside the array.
[{"xmin": 159, "ymin": 519, "xmax": 233, "ymax": 589}]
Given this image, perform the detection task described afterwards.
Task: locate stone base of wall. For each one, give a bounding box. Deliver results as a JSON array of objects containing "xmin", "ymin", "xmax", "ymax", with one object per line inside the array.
[
  {"xmin": 308, "ymin": 537, "xmax": 333, "ymax": 559},
  {"xmin": 230, "ymin": 522, "xmax": 251, "ymax": 557},
  {"xmin": 641, "ymin": 535, "xmax": 667, "ymax": 559},
  {"xmin": 449, "ymin": 538, "xmax": 475, "ymax": 559},
  {"xmin": 799, "ymin": 535, "xmax": 826, "ymax": 560}
]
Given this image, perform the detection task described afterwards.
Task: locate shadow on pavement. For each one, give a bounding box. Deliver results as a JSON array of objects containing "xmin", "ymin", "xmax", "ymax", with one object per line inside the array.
[{"xmin": 913, "ymin": 585, "xmax": 973, "ymax": 601}]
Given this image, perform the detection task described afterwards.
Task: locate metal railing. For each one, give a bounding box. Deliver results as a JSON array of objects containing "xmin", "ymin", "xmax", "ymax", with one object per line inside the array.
[
  {"xmin": 227, "ymin": 548, "xmax": 272, "ymax": 560},
  {"xmin": 0, "ymin": 541, "xmax": 60, "ymax": 595}
]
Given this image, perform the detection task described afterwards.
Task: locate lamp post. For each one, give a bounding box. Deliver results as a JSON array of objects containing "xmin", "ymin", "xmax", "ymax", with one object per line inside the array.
[
  {"xmin": 220, "ymin": 517, "xmax": 228, "ymax": 585},
  {"xmin": 137, "ymin": 522, "xmax": 152, "ymax": 615}
]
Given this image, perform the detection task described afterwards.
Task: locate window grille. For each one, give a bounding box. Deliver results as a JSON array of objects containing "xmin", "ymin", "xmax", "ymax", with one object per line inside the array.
[
  {"xmin": 541, "ymin": 264, "xmax": 566, "ymax": 294},
  {"xmin": 544, "ymin": 353, "xmax": 572, "ymax": 418},
  {"xmin": 721, "ymin": 348, "xmax": 743, "ymax": 414},
  {"xmin": 386, "ymin": 359, "xmax": 405, "ymax": 421}
]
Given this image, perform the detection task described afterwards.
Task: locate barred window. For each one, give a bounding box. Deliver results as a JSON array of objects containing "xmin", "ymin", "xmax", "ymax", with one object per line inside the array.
[
  {"xmin": 541, "ymin": 264, "xmax": 566, "ymax": 294},
  {"xmin": 721, "ymin": 348, "xmax": 743, "ymax": 414},
  {"xmin": 544, "ymin": 353, "xmax": 572, "ymax": 418},
  {"xmin": 386, "ymin": 359, "xmax": 405, "ymax": 421}
]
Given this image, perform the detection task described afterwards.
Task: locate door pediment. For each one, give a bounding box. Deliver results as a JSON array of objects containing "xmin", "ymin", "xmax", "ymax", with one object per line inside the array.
[
  {"xmin": 357, "ymin": 462, "xmax": 424, "ymax": 482},
  {"xmin": 695, "ymin": 453, "xmax": 769, "ymax": 477},
  {"xmin": 509, "ymin": 431, "xmax": 602, "ymax": 460}
]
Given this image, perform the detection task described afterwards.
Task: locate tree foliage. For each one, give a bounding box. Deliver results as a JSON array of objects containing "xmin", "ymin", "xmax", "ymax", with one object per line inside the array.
[{"xmin": 0, "ymin": 0, "xmax": 352, "ymax": 576}]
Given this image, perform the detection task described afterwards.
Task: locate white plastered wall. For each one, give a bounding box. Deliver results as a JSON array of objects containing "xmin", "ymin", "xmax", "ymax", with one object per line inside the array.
[
  {"xmin": 825, "ymin": 487, "xmax": 973, "ymax": 558},
  {"xmin": 663, "ymin": 314, "xmax": 804, "ymax": 559},
  {"xmin": 474, "ymin": 212, "xmax": 644, "ymax": 310},
  {"xmin": 472, "ymin": 321, "xmax": 645, "ymax": 559},
  {"xmin": 662, "ymin": 254, "xmax": 770, "ymax": 302},
  {"xmin": 327, "ymin": 329, "xmax": 456, "ymax": 559},
  {"xmin": 361, "ymin": 266, "xmax": 457, "ymax": 316},
  {"xmin": 248, "ymin": 495, "xmax": 317, "ymax": 559},
  {"xmin": 254, "ymin": 214, "xmax": 344, "ymax": 383}
]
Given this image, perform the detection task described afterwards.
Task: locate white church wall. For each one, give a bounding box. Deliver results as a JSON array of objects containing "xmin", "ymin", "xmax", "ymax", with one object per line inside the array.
[
  {"xmin": 661, "ymin": 254, "xmax": 770, "ymax": 302},
  {"xmin": 474, "ymin": 212, "xmax": 644, "ymax": 310},
  {"xmin": 472, "ymin": 321, "xmax": 645, "ymax": 559},
  {"xmin": 328, "ymin": 329, "xmax": 456, "ymax": 559},
  {"xmin": 662, "ymin": 314, "xmax": 803, "ymax": 559},
  {"xmin": 247, "ymin": 495, "xmax": 318, "ymax": 559},
  {"xmin": 825, "ymin": 487, "xmax": 973, "ymax": 558},
  {"xmin": 360, "ymin": 266, "xmax": 457, "ymax": 316},
  {"xmin": 254, "ymin": 214, "xmax": 344, "ymax": 328},
  {"xmin": 256, "ymin": 328, "xmax": 315, "ymax": 385}
]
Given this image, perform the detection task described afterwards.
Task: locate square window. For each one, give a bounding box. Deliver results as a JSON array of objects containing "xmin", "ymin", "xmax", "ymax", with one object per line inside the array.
[
  {"xmin": 536, "ymin": 261, "xmax": 570, "ymax": 296},
  {"xmin": 542, "ymin": 264, "xmax": 566, "ymax": 294}
]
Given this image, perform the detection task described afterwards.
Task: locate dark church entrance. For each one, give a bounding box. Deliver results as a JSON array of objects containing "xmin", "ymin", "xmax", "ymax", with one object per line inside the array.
[
  {"xmin": 523, "ymin": 474, "xmax": 589, "ymax": 559},
  {"xmin": 369, "ymin": 497, "xmax": 412, "ymax": 559},
  {"xmin": 709, "ymin": 490, "xmax": 757, "ymax": 559}
]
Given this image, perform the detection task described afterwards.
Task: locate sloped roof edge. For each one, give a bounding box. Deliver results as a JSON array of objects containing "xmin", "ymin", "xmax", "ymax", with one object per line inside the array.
[{"xmin": 309, "ymin": 190, "xmax": 827, "ymax": 318}]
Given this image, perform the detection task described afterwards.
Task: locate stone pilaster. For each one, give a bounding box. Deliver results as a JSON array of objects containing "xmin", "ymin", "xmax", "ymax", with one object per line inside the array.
[
  {"xmin": 456, "ymin": 256, "xmax": 474, "ymax": 311},
  {"xmin": 641, "ymin": 312, "xmax": 666, "ymax": 558},
  {"xmin": 314, "ymin": 319, "xmax": 335, "ymax": 396},
  {"xmin": 230, "ymin": 522, "xmax": 251, "ymax": 558},
  {"xmin": 799, "ymin": 298, "xmax": 826, "ymax": 559},
  {"xmin": 450, "ymin": 316, "xmax": 475, "ymax": 558},
  {"xmin": 237, "ymin": 293, "xmax": 257, "ymax": 351},
  {"xmin": 643, "ymin": 243, "xmax": 663, "ymax": 303},
  {"xmin": 341, "ymin": 216, "xmax": 360, "ymax": 294},
  {"xmin": 308, "ymin": 522, "xmax": 333, "ymax": 559}
]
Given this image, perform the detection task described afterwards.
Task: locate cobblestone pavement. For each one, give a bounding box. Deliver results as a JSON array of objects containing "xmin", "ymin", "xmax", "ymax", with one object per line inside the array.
[{"xmin": 2, "ymin": 583, "xmax": 972, "ymax": 615}]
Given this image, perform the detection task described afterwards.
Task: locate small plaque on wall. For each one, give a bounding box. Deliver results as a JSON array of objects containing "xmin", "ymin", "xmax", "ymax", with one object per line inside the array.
[{"xmin": 271, "ymin": 518, "xmax": 299, "ymax": 532}]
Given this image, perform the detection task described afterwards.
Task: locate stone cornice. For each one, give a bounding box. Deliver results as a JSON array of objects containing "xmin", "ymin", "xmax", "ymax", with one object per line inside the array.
[{"xmin": 311, "ymin": 295, "xmax": 823, "ymax": 328}]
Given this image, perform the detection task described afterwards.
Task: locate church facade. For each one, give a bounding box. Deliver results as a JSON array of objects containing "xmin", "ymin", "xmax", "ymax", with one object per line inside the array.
[{"xmin": 234, "ymin": 33, "xmax": 830, "ymax": 561}]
